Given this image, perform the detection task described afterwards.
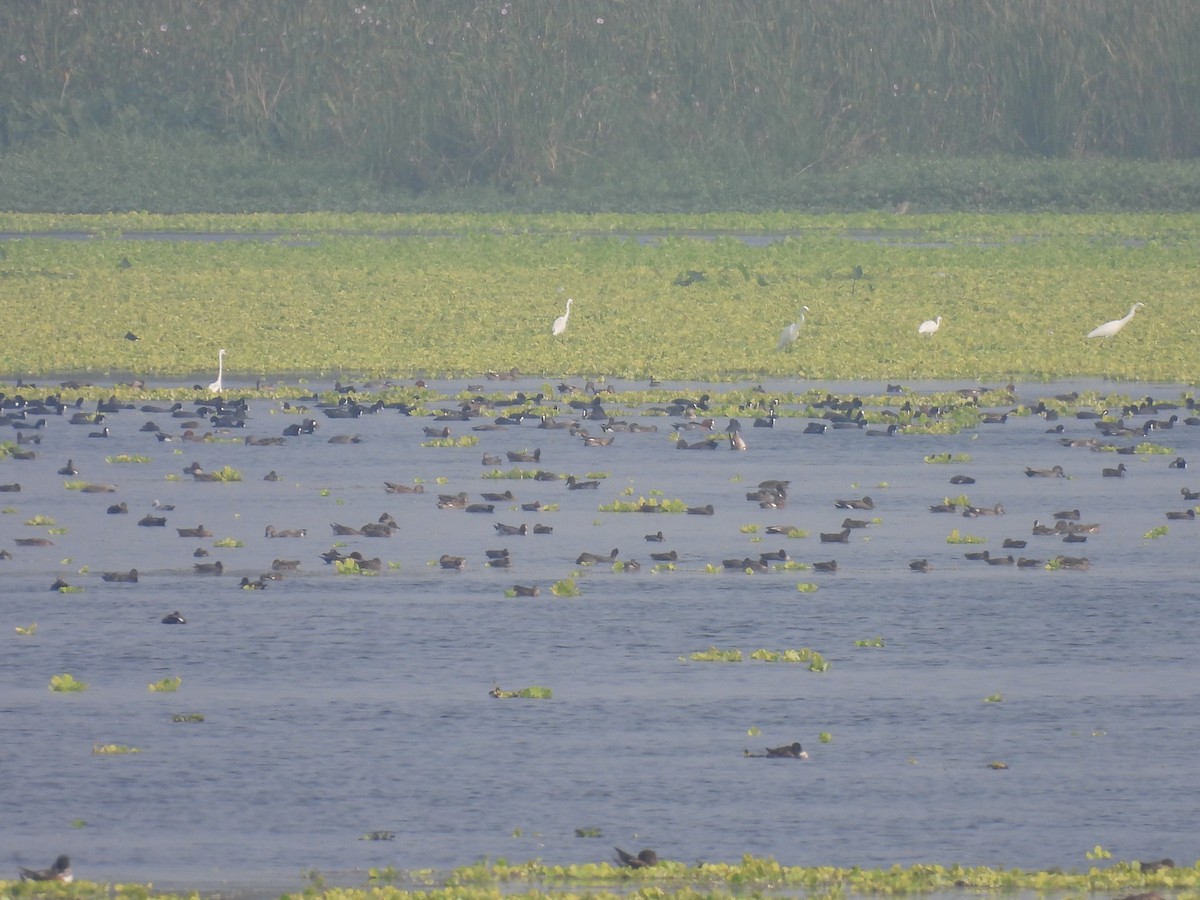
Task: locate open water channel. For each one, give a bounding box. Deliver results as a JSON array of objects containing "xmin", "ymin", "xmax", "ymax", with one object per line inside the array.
[{"xmin": 1, "ymin": 375, "xmax": 1196, "ymax": 893}]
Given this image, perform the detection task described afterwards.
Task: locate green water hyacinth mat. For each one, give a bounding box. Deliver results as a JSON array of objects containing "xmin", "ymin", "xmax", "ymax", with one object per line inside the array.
[
  {"xmin": 0, "ymin": 213, "xmax": 1196, "ymax": 382},
  {"xmin": 1, "ymin": 856, "xmax": 1197, "ymax": 899}
]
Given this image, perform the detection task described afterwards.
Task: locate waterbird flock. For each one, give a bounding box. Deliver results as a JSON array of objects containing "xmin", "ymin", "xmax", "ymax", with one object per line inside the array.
[{"xmin": 3, "ymin": 373, "xmax": 1197, "ymax": 615}]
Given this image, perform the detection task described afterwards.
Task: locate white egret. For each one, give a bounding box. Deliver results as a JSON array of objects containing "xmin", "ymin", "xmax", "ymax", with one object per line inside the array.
[
  {"xmin": 208, "ymin": 348, "xmax": 226, "ymax": 393},
  {"xmin": 776, "ymin": 306, "xmax": 809, "ymax": 351},
  {"xmin": 552, "ymin": 298, "xmax": 573, "ymax": 336},
  {"xmin": 1087, "ymin": 302, "xmax": 1144, "ymax": 339},
  {"xmin": 918, "ymin": 316, "xmax": 942, "ymax": 335}
]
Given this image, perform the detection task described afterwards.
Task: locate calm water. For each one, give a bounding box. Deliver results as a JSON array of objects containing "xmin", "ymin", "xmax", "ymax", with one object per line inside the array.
[{"xmin": 2, "ymin": 377, "xmax": 1197, "ymax": 892}]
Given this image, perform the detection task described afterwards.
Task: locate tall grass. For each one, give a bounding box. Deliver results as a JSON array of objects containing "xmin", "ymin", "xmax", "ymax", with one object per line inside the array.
[{"xmin": 1, "ymin": 1, "xmax": 1198, "ymax": 195}]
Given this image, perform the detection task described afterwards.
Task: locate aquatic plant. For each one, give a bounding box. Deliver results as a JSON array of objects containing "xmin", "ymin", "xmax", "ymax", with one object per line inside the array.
[
  {"xmin": 489, "ymin": 685, "xmax": 553, "ymax": 699},
  {"xmin": 422, "ymin": 436, "xmax": 479, "ymax": 447},
  {"xmin": 57, "ymin": 584, "xmax": 83, "ymax": 593},
  {"xmin": 23, "ymin": 514, "xmax": 55, "ymax": 525},
  {"xmin": 984, "ymin": 693, "xmax": 1004, "ymax": 703},
  {"xmin": 924, "ymin": 453, "xmax": 973, "ymax": 464},
  {"xmin": 334, "ymin": 558, "xmax": 377, "ymax": 576},
  {"xmin": 213, "ymin": 537, "xmax": 244, "ymax": 548},
  {"xmin": 795, "ymin": 583, "xmax": 818, "ymax": 592},
  {"xmin": 171, "ymin": 713, "xmax": 204, "ymax": 723},
  {"xmin": 574, "ymin": 827, "xmax": 602, "ymax": 838},
  {"xmin": 49, "ymin": 673, "xmax": 87, "ymax": 692},
  {"xmin": 92, "ymin": 743, "xmax": 141, "ymax": 754},
  {"xmin": 946, "ymin": 529, "xmax": 985, "ymax": 544},
  {"xmin": 751, "ymin": 649, "xmax": 828, "ymax": 672},
  {"xmin": 15, "ymin": 623, "xmax": 36, "ymax": 635},
  {"xmin": 819, "ymin": 732, "xmax": 833, "ymax": 743},
  {"xmin": 206, "ymin": 465, "xmax": 243, "ymax": 482},
  {"xmin": 598, "ymin": 497, "xmax": 688, "ymax": 512},
  {"xmin": 739, "ymin": 524, "xmax": 760, "ymax": 533},
  {"xmin": 1143, "ymin": 525, "xmax": 1169, "ymax": 539},
  {"xmin": 359, "ymin": 831, "xmax": 396, "ymax": 841},
  {"xmin": 105, "ymin": 454, "xmax": 152, "ymax": 463},
  {"xmin": 855, "ymin": 637, "xmax": 886, "ymax": 647},
  {"xmin": 481, "ymin": 468, "xmax": 541, "ymax": 480},
  {"xmin": 550, "ymin": 578, "xmax": 581, "ymax": 597},
  {"xmin": 148, "ymin": 675, "xmax": 182, "ymax": 693},
  {"xmin": 689, "ymin": 647, "xmax": 743, "ymax": 662},
  {"xmin": 1086, "ymin": 845, "xmax": 1113, "ymax": 860}
]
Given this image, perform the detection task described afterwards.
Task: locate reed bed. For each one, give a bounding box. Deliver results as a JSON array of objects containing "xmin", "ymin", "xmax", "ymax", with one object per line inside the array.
[{"xmin": 2, "ymin": 1, "xmax": 1198, "ymax": 198}]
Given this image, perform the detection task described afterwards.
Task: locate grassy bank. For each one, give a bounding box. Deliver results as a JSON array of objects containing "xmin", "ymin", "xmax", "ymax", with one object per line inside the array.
[
  {"xmin": 0, "ymin": 212, "xmax": 1195, "ymax": 384},
  {"xmin": 1, "ymin": 855, "xmax": 1197, "ymax": 900},
  {"xmin": 3, "ymin": 132, "xmax": 1200, "ymax": 214}
]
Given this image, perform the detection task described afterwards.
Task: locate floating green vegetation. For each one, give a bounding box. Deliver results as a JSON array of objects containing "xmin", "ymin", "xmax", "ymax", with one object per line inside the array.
[
  {"xmin": 855, "ymin": 636, "xmax": 886, "ymax": 647},
  {"xmin": 205, "ymin": 465, "xmax": 243, "ymax": 482},
  {"xmin": 739, "ymin": 524, "xmax": 760, "ymax": 533},
  {"xmin": 105, "ymin": 454, "xmax": 152, "ymax": 463},
  {"xmin": 689, "ymin": 647, "xmax": 744, "ymax": 662},
  {"xmin": 15, "ymin": 623, "xmax": 36, "ymax": 635},
  {"xmin": 984, "ymin": 693, "xmax": 1004, "ymax": 703},
  {"xmin": 776, "ymin": 560, "xmax": 807, "ymax": 571},
  {"xmin": 574, "ymin": 827, "xmax": 602, "ymax": 838},
  {"xmin": 171, "ymin": 713, "xmax": 204, "ymax": 723},
  {"xmin": 1144, "ymin": 524, "xmax": 1169, "ymax": 539},
  {"xmin": 23, "ymin": 514, "xmax": 55, "ymax": 526},
  {"xmin": 49, "ymin": 673, "xmax": 87, "ymax": 692},
  {"xmin": 48, "ymin": 527, "xmax": 68, "ymax": 535},
  {"xmin": 57, "ymin": 584, "xmax": 83, "ymax": 593},
  {"xmin": 752, "ymin": 648, "xmax": 830, "ymax": 671},
  {"xmin": 550, "ymin": 578, "xmax": 581, "ymax": 597},
  {"xmin": 652, "ymin": 562, "xmax": 676, "ymax": 573},
  {"xmin": 481, "ymin": 468, "xmax": 541, "ymax": 480},
  {"xmin": 334, "ymin": 558, "xmax": 378, "ymax": 576},
  {"xmin": 359, "ymin": 831, "xmax": 396, "ymax": 841},
  {"xmin": 925, "ymin": 452, "xmax": 973, "ymax": 464},
  {"xmin": 784, "ymin": 527, "xmax": 808, "ymax": 538},
  {"xmin": 489, "ymin": 685, "xmax": 553, "ymax": 699},
  {"xmin": 422, "ymin": 435, "xmax": 479, "ymax": 447},
  {"xmin": 92, "ymin": 743, "xmax": 141, "ymax": 755},
  {"xmin": 1133, "ymin": 442, "xmax": 1173, "ymax": 455},
  {"xmin": 598, "ymin": 497, "xmax": 688, "ymax": 512},
  {"xmin": 70, "ymin": 819, "xmax": 87, "ymax": 828},
  {"xmin": 819, "ymin": 732, "xmax": 834, "ymax": 743},
  {"xmin": 795, "ymin": 582, "xmax": 818, "ymax": 592},
  {"xmin": 1, "ymin": 506, "xmax": 16, "ymax": 514},
  {"xmin": 213, "ymin": 537, "xmax": 244, "ymax": 548},
  {"xmin": 1086, "ymin": 845, "xmax": 1113, "ymax": 860},
  {"xmin": 149, "ymin": 675, "xmax": 182, "ymax": 693},
  {"xmin": 946, "ymin": 529, "xmax": 986, "ymax": 544}
]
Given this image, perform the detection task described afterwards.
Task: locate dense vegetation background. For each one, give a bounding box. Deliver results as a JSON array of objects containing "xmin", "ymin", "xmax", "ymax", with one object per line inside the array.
[{"xmin": 1, "ymin": 1, "xmax": 1199, "ymax": 212}]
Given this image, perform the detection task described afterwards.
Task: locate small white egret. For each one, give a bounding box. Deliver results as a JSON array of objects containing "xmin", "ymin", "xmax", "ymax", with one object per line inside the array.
[
  {"xmin": 552, "ymin": 298, "xmax": 573, "ymax": 336},
  {"xmin": 776, "ymin": 306, "xmax": 809, "ymax": 351},
  {"xmin": 918, "ymin": 316, "xmax": 942, "ymax": 335},
  {"xmin": 1087, "ymin": 302, "xmax": 1144, "ymax": 339},
  {"xmin": 208, "ymin": 348, "xmax": 226, "ymax": 393}
]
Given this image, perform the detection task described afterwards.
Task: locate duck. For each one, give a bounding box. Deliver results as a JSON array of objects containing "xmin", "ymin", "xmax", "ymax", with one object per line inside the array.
[
  {"xmin": 1024, "ymin": 465, "xmax": 1065, "ymax": 477},
  {"xmin": 161, "ymin": 611, "xmax": 187, "ymax": 625},
  {"xmin": 506, "ymin": 448, "xmax": 541, "ymax": 463},
  {"xmin": 764, "ymin": 524, "xmax": 800, "ymax": 534},
  {"xmin": 193, "ymin": 561, "xmax": 224, "ymax": 575},
  {"xmin": 512, "ymin": 584, "xmax": 540, "ymax": 597},
  {"xmin": 1169, "ymin": 457, "xmax": 1188, "ymax": 469},
  {"xmin": 819, "ymin": 527, "xmax": 850, "ymax": 543},
  {"xmin": 812, "ymin": 560, "xmax": 838, "ymax": 572},
  {"xmin": 265, "ymin": 525, "xmax": 307, "ymax": 538},
  {"xmin": 239, "ymin": 576, "xmax": 268, "ymax": 590},
  {"xmin": 1017, "ymin": 557, "xmax": 1043, "ymax": 568},
  {"xmin": 384, "ymin": 482, "xmax": 424, "ymax": 494},
  {"xmin": 834, "ymin": 495, "xmax": 873, "ymax": 510},
  {"xmin": 57, "ymin": 459, "xmax": 77, "ymax": 476},
  {"xmin": 686, "ymin": 504, "xmax": 714, "ymax": 515},
  {"xmin": 565, "ymin": 475, "xmax": 600, "ymax": 490},
  {"xmin": 358, "ymin": 522, "xmax": 393, "ymax": 537},
  {"xmin": 948, "ymin": 474, "xmax": 976, "ymax": 484},
  {"xmin": 272, "ymin": 559, "xmax": 301, "ymax": 571},
  {"xmin": 1164, "ymin": 509, "xmax": 1196, "ymax": 520},
  {"xmin": 644, "ymin": 531, "xmax": 665, "ymax": 542},
  {"xmin": 330, "ymin": 522, "xmax": 362, "ymax": 535},
  {"xmin": 107, "ymin": 501, "xmax": 128, "ymax": 515},
  {"xmin": 985, "ymin": 554, "xmax": 1015, "ymax": 565},
  {"xmin": 650, "ymin": 550, "xmax": 678, "ymax": 562},
  {"xmin": 576, "ymin": 548, "xmax": 619, "ymax": 565},
  {"xmin": 465, "ymin": 503, "xmax": 494, "ymax": 514},
  {"xmin": 909, "ymin": 559, "xmax": 931, "ymax": 572},
  {"xmin": 765, "ymin": 742, "xmax": 809, "ymax": 758},
  {"xmin": 494, "ymin": 522, "xmax": 528, "ymax": 536},
  {"xmin": 102, "ymin": 569, "xmax": 138, "ymax": 583},
  {"xmin": 480, "ymin": 490, "xmax": 515, "ymax": 502},
  {"xmin": 481, "ymin": 453, "xmax": 503, "ymax": 466},
  {"xmin": 486, "ymin": 555, "xmax": 511, "ymax": 568},
  {"xmin": 1102, "ymin": 463, "xmax": 1127, "ymax": 477},
  {"xmin": 1055, "ymin": 555, "xmax": 1090, "ymax": 570},
  {"xmin": 841, "ymin": 517, "xmax": 870, "ymax": 529},
  {"xmin": 963, "ymin": 503, "xmax": 1005, "ymax": 517},
  {"xmin": 928, "ymin": 502, "xmax": 957, "ymax": 513},
  {"xmin": 138, "ymin": 515, "xmax": 167, "ymax": 527},
  {"xmin": 1002, "ymin": 538, "xmax": 1027, "ymax": 549},
  {"xmin": 176, "ymin": 525, "xmax": 212, "ymax": 538},
  {"xmin": 439, "ymin": 554, "xmax": 466, "ymax": 569},
  {"xmin": 1052, "ymin": 509, "xmax": 1081, "ymax": 520},
  {"xmin": 1182, "ymin": 487, "xmax": 1200, "ymax": 500},
  {"xmin": 614, "ymin": 848, "xmax": 658, "ymax": 868},
  {"xmin": 533, "ymin": 524, "xmax": 553, "ymax": 534},
  {"xmin": 19, "ymin": 855, "xmax": 72, "ymax": 884}
]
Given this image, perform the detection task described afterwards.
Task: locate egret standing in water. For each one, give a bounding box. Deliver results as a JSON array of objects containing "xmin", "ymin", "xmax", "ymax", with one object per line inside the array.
[
  {"xmin": 776, "ymin": 306, "xmax": 809, "ymax": 351},
  {"xmin": 1087, "ymin": 302, "xmax": 1144, "ymax": 340},
  {"xmin": 552, "ymin": 298, "xmax": 573, "ymax": 336},
  {"xmin": 208, "ymin": 349, "xmax": 226, "ymax": 393},
  {"xmin": 918, "ymin": 316, "xmax": 942, "ymax": 335}
]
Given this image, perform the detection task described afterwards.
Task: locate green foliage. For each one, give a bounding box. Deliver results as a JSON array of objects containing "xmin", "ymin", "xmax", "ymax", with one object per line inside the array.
[
  {"xmin": 15, "ymin": 623, "xmax": 36, "ymax": 635},
  {"xmin": 818, "ymin": 732, "xmax": 833, "ymax": 743},
  {"xmin": 550, "ymin": 578, "xmax": 581, "ymax": 597},
  {"xmin": 490, "ymin": 685, "xmax": 553, "ymax": 699},
  {"xmin": 689, "ymin": 647, "xmax": 743, "ymax": 662},
  {"xmin": 1143, "ymin": 525, "xmax": 1169, "ymax": 539},
  {"xmin": 148, "ymin": 675, "xmax": 182, "ymax": 693},
  {"xmin": 1086, "ymin": 845, "xmax": 1113, "ymax": 860},
  {"xmin": 855, "ymin": 637, "xmax": 886, "ymax": 648},
  {"xmin": 925, "ymin": 453, "xmax": 973, "ymax": 464},
  {"xmin": 422, "ymin": 436, "xmax": 479, "ymax": 448},
  {"xmin": 599, "ymin": 497, "xmax": 688, "ymax": 513},
  {"xmin": 171, "ymin": 713, "xmax": 204, "ymax": 723},
  {"xmin": 49, "ymin": 673, "xmax": 86, "ymax": 692},
  {"xmin": 752, "ymin": 648, "xmax": 829, "ymax": 672},
  {"xmin": 946, "ymin": 529, "xmax": 986, "ymax": 544},
  {"xmin": 212, "ymin": 537, "xmax": 243, "ymax": 548},
  {"xmin": 985, "ymin": 693, "xmax": 1005, "ymax": 703},
  {"xmin": 92, "ymin": 743, "xmax": 141, "ymax": 755},
  {"xmin": 795, "ymin": 583, "xmax": 818, "ymax": 593},
  {"xmin": 23, "ymin": 514, "xmax": 55, "ymax": 525},
  {"xmin": 334, "ymin": 558, "xmax": 377, "ymax": 576},
  {"xmin": 105, "ymin": 454, "xmax": 151, "ymax": 463}
]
